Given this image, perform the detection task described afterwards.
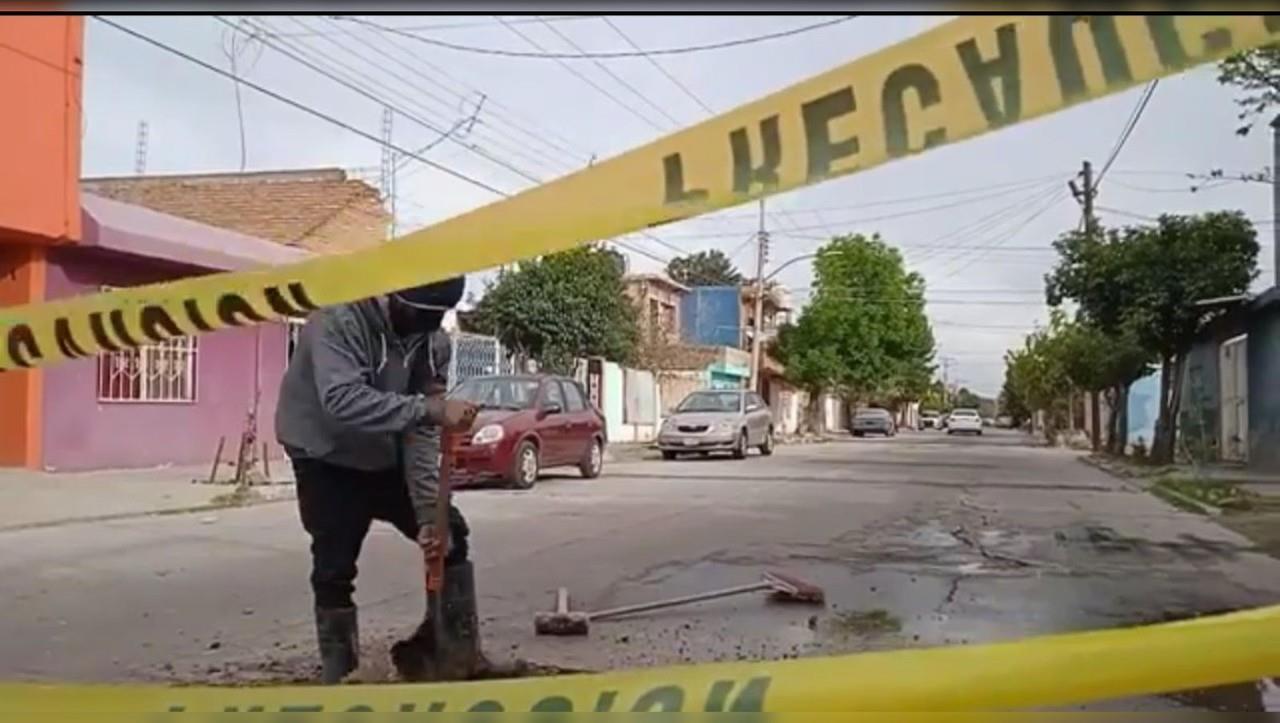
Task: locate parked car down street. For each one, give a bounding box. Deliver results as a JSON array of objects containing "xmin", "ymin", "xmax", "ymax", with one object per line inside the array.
[
  {"xmin": 448, "ymin": 374, "xmax": 606, "ymax": 489},
  {"xmin": 658, "ymin": 389, "xmax": 774, "ymax": 460},
  {"xmin": 946, "ymin": 408, "xmax": 984, "ymax": 435},
  {"xmin": 920, "ymin": 410, "xmax": 942, "ymax": 430},
  {"xmin": 850, "ymin": 407, "xmax": 896, "ymax": 437}
]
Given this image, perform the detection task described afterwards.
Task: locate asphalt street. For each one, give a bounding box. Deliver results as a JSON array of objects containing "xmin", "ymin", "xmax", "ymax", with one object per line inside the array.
[{"xmin": 2, "ymin": 429, "xmax": 1277, "ymax": 710}]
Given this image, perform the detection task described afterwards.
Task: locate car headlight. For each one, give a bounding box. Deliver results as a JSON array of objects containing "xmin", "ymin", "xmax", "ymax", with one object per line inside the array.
[
  {"xmin": 471, "ymin": 424, "xmax": 505, "ymax": 445},
  {"xmin": 715, "ymin": 421, "xmax": 736, "ymax": 433}
]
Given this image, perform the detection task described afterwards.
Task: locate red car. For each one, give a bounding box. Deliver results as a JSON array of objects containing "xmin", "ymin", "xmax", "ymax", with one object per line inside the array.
[{"xmin": 448, "ymin": 374, "xmax": 607, "ymax": 489}]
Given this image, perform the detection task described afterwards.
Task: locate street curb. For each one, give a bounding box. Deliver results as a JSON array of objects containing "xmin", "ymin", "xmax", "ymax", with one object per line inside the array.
[
  {"xmin": 0, "ymin": 489, "xmax": 297, "ymax": 534},
  {"xmin": 1148, "ymin": 484, "xmax": 1223, "ymax": 517}
]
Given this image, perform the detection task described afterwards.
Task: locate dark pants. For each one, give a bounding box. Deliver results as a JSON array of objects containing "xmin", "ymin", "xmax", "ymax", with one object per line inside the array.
[{"xmin": 293, "ymin": 456, "xmax": 469, "ymax": 610}]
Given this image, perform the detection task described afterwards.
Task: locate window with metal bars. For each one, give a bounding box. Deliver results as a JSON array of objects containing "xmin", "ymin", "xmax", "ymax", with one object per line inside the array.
[{"xmin": 94, "ymin": 286, "xmax": 198, "ymax": 403}]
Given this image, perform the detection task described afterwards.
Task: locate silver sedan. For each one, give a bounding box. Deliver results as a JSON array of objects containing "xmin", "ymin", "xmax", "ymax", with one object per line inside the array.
[{"xmin": 658, "ymin": 389, "xmax": 775, "ymax": 460}]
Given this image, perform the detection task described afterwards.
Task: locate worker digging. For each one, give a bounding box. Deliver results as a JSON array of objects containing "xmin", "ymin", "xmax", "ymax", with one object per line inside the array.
[{"xmin": 275, "ymin": 276, "xmax": 481, "ymax": 685}]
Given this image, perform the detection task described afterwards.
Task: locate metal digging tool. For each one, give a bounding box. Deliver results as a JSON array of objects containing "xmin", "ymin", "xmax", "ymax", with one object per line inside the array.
[
  {"xmin": 534, "ymin": 570, "xmax": 824, "ymax": 636},
  {"xmin": 391, "ymin": 429, "xmax": 472, "ymax": 681}
]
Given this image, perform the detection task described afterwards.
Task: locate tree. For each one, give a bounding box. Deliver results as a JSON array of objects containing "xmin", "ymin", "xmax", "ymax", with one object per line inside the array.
[
  {"xmin": 1002, "ymin": 324, "xmax": 1071, "ymax": 442},
  {"xmin": 666, "ymin": 249, "xmax": 742, "ymax": 287},
  {"xmin": 464, "ymin": 246, "xmax": 639, "ymax": 374},
  {"xmin": 1048, "ymin": 213, "xmax": 1259, "ymax": 462},
  {"xmin": 1217, "ymin": 45, "xmax": 1280, "ymax": 135},
  {"xmin": 773, "ymin": 233, "xmax": 935, "ymax": 430}
]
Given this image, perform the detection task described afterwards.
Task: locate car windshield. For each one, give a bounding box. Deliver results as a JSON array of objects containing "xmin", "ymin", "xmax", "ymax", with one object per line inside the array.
[
  {"xmin": 449, "ymin": 377, "xmax": 541, "ymax": 410},
  {"xmin": 677, "ymin": 392, "xmax": 742, "ymax": 413},
  {"xmin": 856, "ymin": 409, "xmax": 890, "ymax": 419}
]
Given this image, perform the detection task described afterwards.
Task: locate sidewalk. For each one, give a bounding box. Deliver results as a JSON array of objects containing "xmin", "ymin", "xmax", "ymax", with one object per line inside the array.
[
  {"xmin": 1081, "ymin": 454, "xmax": 1280, "ymax": 496},
  {"xmin": 0, "ymin": 465, "xmax": 295, "ymax": 532}
]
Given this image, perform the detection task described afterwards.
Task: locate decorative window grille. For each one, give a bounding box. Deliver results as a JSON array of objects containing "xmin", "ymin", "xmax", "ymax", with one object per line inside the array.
[
  {"xmin": 97, "ymin": 337, "xmax": 199, "ymax": 403},
  {"xmin": 95, "ymin": 286, "xmax": 198, "ymax": 403}
]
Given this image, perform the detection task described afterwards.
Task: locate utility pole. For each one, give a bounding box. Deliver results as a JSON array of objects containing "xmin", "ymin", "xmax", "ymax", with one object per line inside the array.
[
  {"xmin": 1271, "ymin": 115, "xmax": 1279, "ymax": 286},
  {"xmin": 748, "ymin": 198, "xmax": 769, "ymax": 392},
  {"xmin": 940, "ymin": 356, "xmax": 955, "ymax": 408},
  {"xmin": 1070, "ymin": 160, "xmax": 1102, "ymax": 447}
]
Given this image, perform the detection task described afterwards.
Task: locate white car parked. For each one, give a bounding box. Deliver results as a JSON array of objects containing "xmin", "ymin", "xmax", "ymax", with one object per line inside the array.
[{"xmin": 946, "ymin": 408, "xmax": 983, "ymax": 435}]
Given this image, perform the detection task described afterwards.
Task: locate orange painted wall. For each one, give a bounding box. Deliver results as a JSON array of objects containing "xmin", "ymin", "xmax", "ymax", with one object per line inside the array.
[
  {"xmin": 0, "ymin": 15, "xmax": 83, "ymax": 467},
  {"xmin": 0, "ymin": 246, "xmax": 47, "ymax": 467},
  {"xmin": 0, "ymin": 15, "xmax": 83, "ymax": 245}
]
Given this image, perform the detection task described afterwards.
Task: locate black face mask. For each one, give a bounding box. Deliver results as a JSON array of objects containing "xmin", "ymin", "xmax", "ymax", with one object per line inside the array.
[{"xmin": 389, "ymin": 298, "xmax": 446, "ymax": 337}]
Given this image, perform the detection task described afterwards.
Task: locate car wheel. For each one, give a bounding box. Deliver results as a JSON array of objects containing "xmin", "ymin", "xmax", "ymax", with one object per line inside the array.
[
  {"xmin": 579, "ymin": 437, "xmax": 603, "ymax": 479},
  {"xmin": 509, "ymin": 440, "xmax": 539, "ymax": 490},
  {"xmin": 759, "ymin": 428, "xmax": 775, "ymax": 456},
  {"xmin": 852, "ymin": 431, "xmax": 864, "ymax": 438},
  {"xmin": 661, "ymin": 450, "xmax": 678, "ymax": 461},
  {"xmin": 731, "ymin": 430, "xmax": 748, "ymax": 459}
]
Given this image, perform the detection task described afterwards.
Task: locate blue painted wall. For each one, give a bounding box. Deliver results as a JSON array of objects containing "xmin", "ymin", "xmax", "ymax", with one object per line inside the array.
[
  {"xmin": 1127, "ymin": 371, "xmax": 1160, "ymax": 451},
  {"xmin": 680, "ymin": 286, "xmax": 741, "ymax": 347}
]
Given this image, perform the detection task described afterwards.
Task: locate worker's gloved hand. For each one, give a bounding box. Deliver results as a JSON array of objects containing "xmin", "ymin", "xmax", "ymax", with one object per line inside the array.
[
  {"xmin": 442, "ymin": 400, "xmax": 479, "ymax": 430},
  {"xmin": 418, "ymin": 524, "xmax": 450, "ymax": 558}
]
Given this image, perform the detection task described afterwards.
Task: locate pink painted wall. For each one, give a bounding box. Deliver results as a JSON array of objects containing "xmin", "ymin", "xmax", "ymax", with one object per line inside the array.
[{"xmin": 40, "ymin": 247, "xmax": 289, "ymax": 471}]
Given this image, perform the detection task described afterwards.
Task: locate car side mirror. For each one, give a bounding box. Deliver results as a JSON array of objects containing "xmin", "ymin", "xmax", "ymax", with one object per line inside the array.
[{"xmin": 540, "ymin": 402, "xmax": 563, "ymax": 417}]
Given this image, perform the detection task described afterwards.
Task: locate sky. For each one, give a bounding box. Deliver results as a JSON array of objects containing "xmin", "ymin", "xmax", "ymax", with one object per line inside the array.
[{"xmin": 82, "ymin": 15, "xmax": 1278, "ymax": 397}]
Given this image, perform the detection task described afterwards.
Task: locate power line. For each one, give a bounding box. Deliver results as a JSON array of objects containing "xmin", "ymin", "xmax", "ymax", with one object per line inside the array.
[
  {"xmin": 337, "ymin": 15, "xmax": 858, "ymax": 60},
  {"xmin": 1096, "ymin": 205, "xmax": 1275, "ymax": 225},
  {"xmin": 934, "ymin": 189, "xmax": 1071, "ymax": 280},
  {"xmin": 233, "ymin": 16, "xmax": 548, "ymax": 185},
  {"xmin": 253, "ymin": 14, "xmax": 594, "ymax": 168},
  {"xmin": 535, "ymin": 16, "xmax": 684, "ymax": 127},
  {"xmin": 1097, "ymin": 80, "xmax": 1157, "ymax": 186},
  {"xmin": 600, "ymin": 17, "xmax": 716, "ymax": 116},
  {"xmin": 294, "ymin": 16, "xmax": 592, "ymax": 174},
  {"xmin": 94, "ymin": 16, "xmax": 510, "ymax": 198},
  {"xmin": 651, "ymin": 179, "xmax": 1063, "ymax": 241},
  {"xmin": 494, "ymin": 16, "xmax": 668, "ymax": 132},
  {"xmin": 266, "ymin": 15, "xmax": 603, "ymax": 37}
]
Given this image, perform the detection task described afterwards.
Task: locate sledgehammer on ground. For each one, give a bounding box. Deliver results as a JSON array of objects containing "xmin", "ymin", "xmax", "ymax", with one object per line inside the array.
[{"xmin": 534, "ymin": 570, "xmax": 824, "ymax": 636}]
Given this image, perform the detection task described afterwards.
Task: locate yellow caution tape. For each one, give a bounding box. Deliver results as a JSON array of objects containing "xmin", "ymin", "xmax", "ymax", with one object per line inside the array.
[
  {"xmin": 2, "ymin": 15, "xmax": 1277, "ymax": 371},
  {"xmin": 2, "ymin": 604, "xmax": 1277, "ymax": 713}
]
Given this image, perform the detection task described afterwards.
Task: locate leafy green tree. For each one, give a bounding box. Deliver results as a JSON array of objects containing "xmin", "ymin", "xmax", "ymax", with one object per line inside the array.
[
  {"xmin": 666, "ymin": 249, "xmax": 743, "ymax": 287},
  {"xmin": 1217, "ymin": 44, "xmax": 1280, "ymax": 135},
  {"xmin": 773, "ymin": 233, "xmax": 935, "ymax": 429},
  {"xmin": 465, "ymin": 246, "xmax": 639, "ymax": 374},
  {"xmin": 1003, "ymin": 324, "xmax": 1071, "ymax": 442},
  {"xmin": 1047, "ymin": 213, "xmax": 1258, "ymax": 461}
]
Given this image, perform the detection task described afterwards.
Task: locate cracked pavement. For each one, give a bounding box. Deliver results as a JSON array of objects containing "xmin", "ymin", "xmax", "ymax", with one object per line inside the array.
[{"xmin": 1, "ymin": 430, "xmax": 1277, "ymax": 709}]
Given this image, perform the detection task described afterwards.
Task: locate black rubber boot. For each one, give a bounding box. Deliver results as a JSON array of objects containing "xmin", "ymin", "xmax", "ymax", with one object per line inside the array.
[{"xmin": 315, "ymin": 607, "xmax": 359, "ymax": 685}]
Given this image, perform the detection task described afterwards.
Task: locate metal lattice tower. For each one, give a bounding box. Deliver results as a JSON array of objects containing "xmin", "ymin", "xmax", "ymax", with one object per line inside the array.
[
  {"xmin": 134, "ymin": 120, "xmax": 149, "ymax": 175},
  {"xmin": 379, "ymin": 107, "xmax": 397, "ymax": 239}
]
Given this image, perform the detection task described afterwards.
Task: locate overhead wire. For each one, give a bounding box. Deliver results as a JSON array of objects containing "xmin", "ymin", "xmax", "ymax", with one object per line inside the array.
[
  {"xmin": 493, "ymin": 16, "xmax": 669, "ymax": 132},
  {"xmin": 1096, "ymin": 80, "xmax": 1157, "ymax": 187},
  {"xmin": 297, "ymin": 15, "xmax": 593, "ymax": 174},
  {"xmin": 94, "ymin": 16, "xmax": 510, "ymax": 198},
  {"xmin": 267, "ymin": 15, "xmax": 603, "ymax": 37},
  {"xmin": 336, "ymin": 15, "xmax": 858, "ymax": 60},
  {"xmin": 600, "ymin": 16, "xmax": 715, "ymax": 116},
  {"xmin": 535, "ymin": 16, "xmax": 684, "ymax": 127},
  {"xmin": 286, "ymin": 15, "xmax": 594, "ymax": 167},
  {"xmin": 224, "ymin": 16, "xmax": 546, "ymax": 186}
]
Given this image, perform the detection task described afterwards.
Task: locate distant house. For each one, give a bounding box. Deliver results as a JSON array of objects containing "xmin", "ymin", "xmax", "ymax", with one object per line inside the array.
[
  {"xmin": 33, "ymin": 194, "xmax": 308, "ymax": 471},
  {"xmin": 1178, "ymin": 286, "xmax": 1280, "ymax": 472},
  {"xmin": 622, "ymin": 273, "xmax": 687, "ymax": 343}
]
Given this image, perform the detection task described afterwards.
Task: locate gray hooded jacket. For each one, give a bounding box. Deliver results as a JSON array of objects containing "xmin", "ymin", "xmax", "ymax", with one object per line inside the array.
[{"xmin": 275, "ymin": 297, "xmax": 449, "ymax": 475}]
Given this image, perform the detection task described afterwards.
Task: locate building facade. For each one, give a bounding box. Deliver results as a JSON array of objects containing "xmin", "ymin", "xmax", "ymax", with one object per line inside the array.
[{"xmin": 1179, "ymin": 287, "xmax": 1280, "ymax": 473}]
